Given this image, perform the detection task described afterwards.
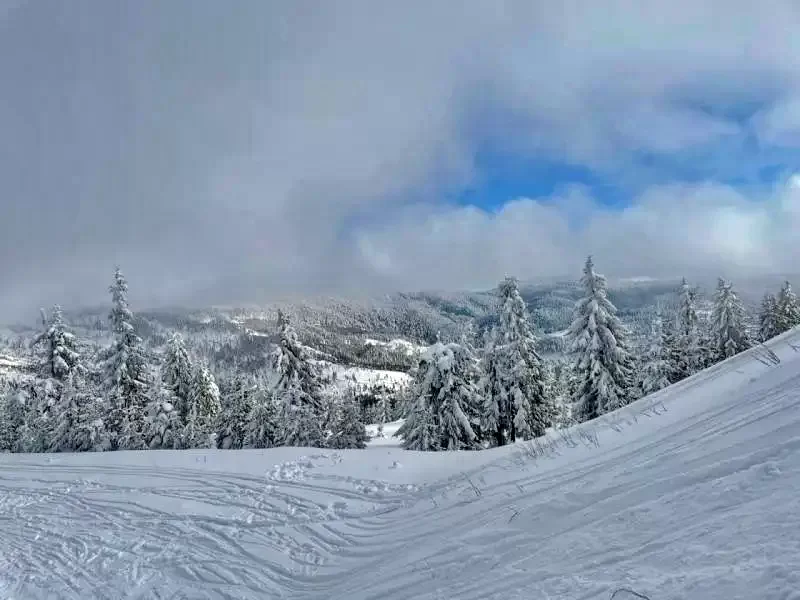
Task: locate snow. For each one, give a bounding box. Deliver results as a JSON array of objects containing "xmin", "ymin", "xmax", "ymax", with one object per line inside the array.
[
  {"xmin": 3, "ymin": 329, "xmax": 800, "ymax": 598},
  {"xmin": 363, "ymin": 338, "xmax": 423, "ymax": 356},
  {"xmin": 316, "ymin": 360, "xmax": 412, "ymax": 391},
  {"xmin": 365, "ymin": 419, "xmax": 405, "ymax": 447}
]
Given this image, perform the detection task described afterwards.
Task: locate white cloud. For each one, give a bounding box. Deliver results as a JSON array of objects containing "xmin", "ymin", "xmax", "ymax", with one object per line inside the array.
[
  {"xmin": 2, "ymin": 1, "xmax": 800, "ymax": 319},
  {"xmin": 355, "ymin": 180, "xmax": 800, "ymax": 291}
]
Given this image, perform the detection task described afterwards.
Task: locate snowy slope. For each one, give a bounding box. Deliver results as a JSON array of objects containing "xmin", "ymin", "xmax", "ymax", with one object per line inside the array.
[
  {"xmin": 3, "ymin": 331, "xmax": 800, "ymax": 599},
  {"xmin": 316, "ymin": 360, "xmax": 412, "ymax": 392}
]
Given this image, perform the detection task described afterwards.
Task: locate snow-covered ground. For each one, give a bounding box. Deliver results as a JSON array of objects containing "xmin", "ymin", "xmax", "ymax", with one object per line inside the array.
[
  {"xmin": 316, "ymin": 360, "xmax": 412, "ymax": 392},
  {"xmin": 3, "ymin": 331, "xmax": 800, "ymax": 599},
  {"xmin": 363, "ymin": 338, "xmax": 423, "ymax": 356},
  {"xmin": 365, "ymin": 419, "xmax": 405, "ymax": 447}
]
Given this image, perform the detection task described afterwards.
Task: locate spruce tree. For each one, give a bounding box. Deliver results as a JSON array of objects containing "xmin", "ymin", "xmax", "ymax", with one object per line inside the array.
[
  {"xmin": 482, "ymin": 277, "xmax": 551, "ymax": 445},
  {"xmin": 711, "ymin": 278, "xmax": 751, "ymax": 360},
  {"xmin": 244, "ymin": 384, "xmax": 280, "ymax": 448},
  {"xmin": 279, "ymin": 383, "xmax": 325, "ymax": 447},
  {"xmin": 190, "ymin": 365, "xmax": 221, "ymax": 422},
  {"xmin": 567, "ymin": 256, "xmax": 633, "ymax": 422},
  {"xmin": 641, "ymin": 317, "xmax": 671, "ymax": 396},
  {"xmin": 675, "ymin": 279, "xmax": 702, "ymax": 377},
  {"xmin": 33, "ymin": 305, "xmax": 80, "ymax": 380},
  {"xmin": 49, "ymin": 372, "xmax": 87, "ymax": 452},
  {"xmin": 398, "ymin": 342, "xmax": 478, "ymax": 451},
  {"xmin": 217, "ymin": 374, "xmax": 256, "ymax": 449},
  {"xmin": 271, "ymin": 311, "xmax": 326, "ymax": 446},
  {"xmin": 0, "ymin": 386, "xmax": 26, "ymax": 452},
  {"xmin": 776, "ymin": 281, "xmax": 800, "ymax": 335},
  {"xmin": 326, "ymin": 389, "xmax": 368, "ymax": 449},
  {"xmin": 143, "ymin": 377, "xmax": 182, "ymax": 449},
  {"xmin": 103, "ymin": 268, "xmax": 148, "ymax": 448},
  {"xmin": 759, "ymin": 293, "xmax": 780, "ymax": 342},
  {"xmin": 271, "ymin": 311, "xmax": 324, "ymax": 413},
  {"xmin": 163, "ymin": 333, "xmax": 194, "ymax": 421}
]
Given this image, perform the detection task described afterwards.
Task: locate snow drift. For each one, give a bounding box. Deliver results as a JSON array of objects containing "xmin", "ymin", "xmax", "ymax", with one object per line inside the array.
[{"xmin": 2, "ymin": 329, "xmax": 800, "ymax": 599}]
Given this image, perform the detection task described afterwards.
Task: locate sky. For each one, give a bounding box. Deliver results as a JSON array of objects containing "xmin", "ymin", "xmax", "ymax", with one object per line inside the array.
[{"xmin": 2, "ymin": 0, "xmax": 800, "ymax": 320}]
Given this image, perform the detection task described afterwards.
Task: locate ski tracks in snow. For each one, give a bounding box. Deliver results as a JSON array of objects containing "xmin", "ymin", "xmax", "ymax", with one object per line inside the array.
[
  {"xmin": 0, "ymin": 452, "xmax": 419, "ymax": 599},
  {"xmin": 2, "ymin": 336, "xmax": 800, "ymax": 599}
]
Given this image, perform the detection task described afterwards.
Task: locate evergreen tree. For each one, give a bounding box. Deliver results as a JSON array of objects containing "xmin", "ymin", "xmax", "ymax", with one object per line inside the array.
[
  {"xmin": 103, "ymin": 268, "xmax": 148, "ymax": 447},
  {"xmin": 182, "ymin": 400, "xmax": 215, "ymax": 448},
  {"xmin": 243, "ymin": 385, "xmax": 280, "ymax": 449},
  {"xmin": 73, "ymin": 388, "xmax": 111, "ymax": 452},
  {"xmin": 143, "ymin": 378, "xmax": 182, "ymax": 449},
  {"xmin": 398, "ymin": 342, "xmax": 478, "ymax": 451},
  {"xmin": 17, "ymin": 381, "xmax": 55, "ymax": 453},
  {"xmin": 482, "ymin": 277, "xmax": 551, "ymax": 445},
  {"xmin": 641, "ymin": 317, "xmax": 671, "ymax": 396},
  {"xmin": 49, "ymin": 372, "xmax": 88, "ymax": 452},
  {"xmin": 567, "ymin": 256, "xmax": 634, "ymax": 422},
  {"xmin": 660, "ymin": 314, "xmax": 683, "ymax": 383},
  {"xmin": 759, "ymin": 293, "xmax": 780, "ymax": 342},
  {"xmin": 675, "ymin": 279, "xmax": 702, "ymax": 377},
  {"xmin": 217, "ymin": 374, "xmax": 256, "ymax": 449},
  {"xmin": 190, "ymin": 365, "xmax": 221, "ymax": 423},
  {"xmin": 33, "ymin": 305, "xmax": 80, "ymax": 380},
  {"xmin": 279, "ymin": 383, "xmax": 325, "ymax": 447},
  {"xmin": 776, "ymin": 280, "xmax": 800, "ymax": 334},
  {"xmin": 711, "ymin": 278, "xmax": 751, "ymax": 360},
  {"xmin": 0, "ymin": 385, "xmax": 26, "ymax": 452},
  {"xmin": 163, "ymin": 333, "xmax": 194, "ymax": 421},
  {"xmin": 271, "ymin": 311, "xmax": 324, "ymax": 414},
  {"xmin": 326, "ymin": 390, "xmax": 368, "ymax": 449}
]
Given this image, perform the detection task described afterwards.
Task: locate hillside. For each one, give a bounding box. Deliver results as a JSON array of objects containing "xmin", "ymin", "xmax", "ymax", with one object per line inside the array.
[{"xmin": 2, "ymin": 328, "xmax": 799, "ymax": 599}]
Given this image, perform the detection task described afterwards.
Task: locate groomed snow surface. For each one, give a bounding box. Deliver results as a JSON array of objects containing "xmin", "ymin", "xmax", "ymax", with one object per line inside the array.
[{"xmin": 3, "ymin": 331, "xmax": 800, "ymax": 599}]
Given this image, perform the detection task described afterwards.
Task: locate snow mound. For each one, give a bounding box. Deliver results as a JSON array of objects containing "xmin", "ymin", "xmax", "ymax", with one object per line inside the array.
[{"xmin": 2, "ymin": 330, "xmax": 800, "ymax": 599}]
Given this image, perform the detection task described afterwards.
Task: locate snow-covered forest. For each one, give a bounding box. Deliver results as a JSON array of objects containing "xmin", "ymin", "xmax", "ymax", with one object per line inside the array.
[{"xmin": 1, "ymin": 260, "xmax": 798, "ymax": 455}]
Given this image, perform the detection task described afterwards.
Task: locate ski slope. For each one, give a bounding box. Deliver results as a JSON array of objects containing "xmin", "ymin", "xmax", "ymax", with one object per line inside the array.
[{"xmin": 2, "ymin": 331, "xmax": 800, "ymax": 599}]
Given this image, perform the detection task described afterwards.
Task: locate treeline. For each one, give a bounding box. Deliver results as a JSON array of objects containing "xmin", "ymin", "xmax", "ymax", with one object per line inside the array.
[
  {"xmin": 1, "ymin": 260, "xmax": 797, "ymax": 455},
  {"xmin": 394, "ymin": 258, "xmax": 800, "ymax": 451},
  {"xmin": 0, "ymin": 269, "xmax": 369, "ymax": 454}
]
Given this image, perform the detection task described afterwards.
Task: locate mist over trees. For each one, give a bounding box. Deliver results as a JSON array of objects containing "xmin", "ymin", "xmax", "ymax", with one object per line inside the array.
[{"xmin": 0, "ymin": 260, "xmax": 796, "ymax": 454}]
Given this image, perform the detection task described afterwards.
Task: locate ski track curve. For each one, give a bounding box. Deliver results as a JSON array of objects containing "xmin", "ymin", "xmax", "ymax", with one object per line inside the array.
[{"xmin": 1, "ymin": 335, "xmax": 800, "ymax": 599}]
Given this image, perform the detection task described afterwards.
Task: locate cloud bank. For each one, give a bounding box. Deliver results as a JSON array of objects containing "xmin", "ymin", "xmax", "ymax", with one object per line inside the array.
[{"xmin": 1, "ymin": 1, "xmax": 800, "ymax": 319}]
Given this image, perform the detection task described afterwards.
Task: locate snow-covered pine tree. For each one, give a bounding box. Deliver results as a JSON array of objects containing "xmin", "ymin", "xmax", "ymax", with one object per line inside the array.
[
  {"xmin": 103, "ymin": 268, "xmax": 149, "ymax": 449},
  {"xmin": 271, "ymin": 311, "xmax": 324, "ymax": 413},
  {"xmin": 190, "ymin": 365, "xmax": 221, "ymax": 422},
  {"xmin": 33, "ymin": 305, "xmax": 81, "ymax": 380},
  {"xmin": 0, "ymin": 385, "xmax": 26, "ymax": 452},
  {"xmin": 179, "ymin": 364, "xmax": 220, "ymax": 448},
  {"xmin": 279, "ymin": 382, "xmax": 325, "ymax": 447},
  {"xmin": 217, "ymin": 374, "xmax": 256, "ymax": 449},
  {"xmin": 399, "ymin": 395, "xmax": 439, "ymax": 451},
  {"xmin": 759, "ymin": 292, "xmax": 781, "ymax": 342},
  {"xmin": 675, "ymin": 279, "xmax": 702, "ymax": 378},
  {"xmin": 660, "ymin": 314, "xmax": 683, "ymax": 383},
  {"xmin": 640, "ymin": 317, "xmax": 671, "ymax": 396},
  {"xmin": 711, "ymin": 278, "xmax": 751, "ymax": 360},
  {"xmin": 163, "ymin": 333, "xmax": 194, "ymax": 421},
  {"xmin": 326, "ymin": 389, "xmax": 368, "ymax": 449},
  {"xmin": 243, "ymin": 383, "xmax": 280, "ymax": 449},
  {"xmin": 482, "ymin": 277, "xmax": 551, "ymax": 445},
  {"xmin": 143, "ymin": 376, "xmax": 182, "ymax": 449},
  {"xmin": 182, "ymin": 401, "xmax": 215, "ymax": 449},
  {"xmin": 478, "ymin": 328, "xmax": 500, "ymax": 440},
  {"xmin": 397, "ymin": 342, "xmax": 479, "ymax": 451},
  {"xmin": 16, "ymin": 381, "xmax": 55, "ymax": 452},
  {"xmin": 776, "ymin": 280, "xmax": 800, "ymax": 335},
  {"xmin": 49, "ymin": 372, "xmax": 89, "ymax": 452},
  {"xmin": 271, "ymin": 311, "xmax": 327, "ymax": 447},
  {"xmin": 567, "ymin": 256, "xmax": 634, "ymax": 422}
]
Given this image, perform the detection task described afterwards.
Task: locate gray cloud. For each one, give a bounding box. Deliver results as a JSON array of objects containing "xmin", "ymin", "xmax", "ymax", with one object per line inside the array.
[{"xmin": 2, "ymin": 1, "xmax": 800, "ymax": 321}]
